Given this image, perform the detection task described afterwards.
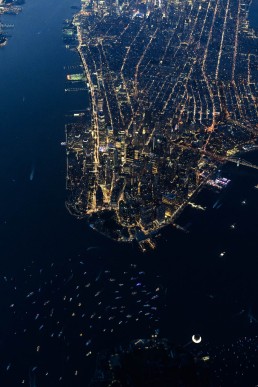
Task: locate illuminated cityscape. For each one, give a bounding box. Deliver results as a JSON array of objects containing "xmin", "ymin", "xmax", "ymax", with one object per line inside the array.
[
  {"xmin": 65, "ymin": 0, "xmax": 258, "ymax": 247},
  {"xmin": 1, "ymin": 0, "xmax": 258, "ymax": 385}
]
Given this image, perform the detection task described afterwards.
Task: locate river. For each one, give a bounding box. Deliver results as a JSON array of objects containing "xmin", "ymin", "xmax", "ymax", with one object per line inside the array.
[{"xmin": 0, "ymin": 0, "xmax": 258, "ymax": 386}]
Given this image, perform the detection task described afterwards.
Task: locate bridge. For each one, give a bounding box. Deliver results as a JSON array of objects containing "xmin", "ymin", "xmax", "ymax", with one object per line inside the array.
[
  {"xmin": 200, "ymin": 148, "xmax": 258, "ymax": 171},
  {"xmin": 227, "ymin": 157, "xmax": 258, "ymax": 170}
]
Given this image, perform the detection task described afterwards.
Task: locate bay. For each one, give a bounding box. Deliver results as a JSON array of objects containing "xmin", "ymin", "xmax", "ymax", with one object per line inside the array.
[{"xmin": 0, "ymin": 0, "xmax": 258, "ymax": 385}]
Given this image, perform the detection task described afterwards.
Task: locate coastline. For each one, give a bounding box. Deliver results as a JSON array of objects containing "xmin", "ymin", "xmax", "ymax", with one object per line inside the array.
[
  {"xmin": 0, "ymin": 38, "xmax": 7, "ymax": 47},
  {"xmin": 0, "ymin": 0, "xmax": 257, "ymax": 382},
  {"xmin": 66, "ymin": 0, "xmax": 258, "ymax": 247},
  {"xmin": 0, "ymin": 0, "xmax": 24, "ymax": 47}
]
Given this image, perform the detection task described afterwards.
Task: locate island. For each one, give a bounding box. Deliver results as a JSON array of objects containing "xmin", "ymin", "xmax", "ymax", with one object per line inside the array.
[
  {"xmin": 0, "ymin": 0, "xmax": 23, "ymax": 15},
  {"xmin": 0, "ymin": 0, "xmax": 24, "ymax": 47},
  {"xmin": 65, "ymin": 0, "xmax": 258, "ymax": 248}
]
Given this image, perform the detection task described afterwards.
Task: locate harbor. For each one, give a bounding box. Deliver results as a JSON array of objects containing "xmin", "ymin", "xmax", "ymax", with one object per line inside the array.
[{"xmin": 0, "ymin": 0, "xmax": 258, "ymax": 385}]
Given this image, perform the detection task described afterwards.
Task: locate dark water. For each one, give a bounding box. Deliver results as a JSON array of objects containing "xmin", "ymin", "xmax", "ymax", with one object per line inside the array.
[
  {"xmin": 249, "ymin": 0, "xmax": 258, "ymax": 29},
  {"xmin": 0, "ymin": 0, "xmax": 258, "ymax": 386}
]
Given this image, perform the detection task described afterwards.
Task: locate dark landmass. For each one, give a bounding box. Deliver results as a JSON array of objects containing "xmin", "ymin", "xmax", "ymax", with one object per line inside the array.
[{"xmin": 89, "ymin": 337, "xmax": 212, "ymax": 387}]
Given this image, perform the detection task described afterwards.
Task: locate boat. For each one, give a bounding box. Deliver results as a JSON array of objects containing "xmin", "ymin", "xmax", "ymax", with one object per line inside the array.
[{"xmin": 61, "ymin": 142, "xmax": 66, "ymax": 146}]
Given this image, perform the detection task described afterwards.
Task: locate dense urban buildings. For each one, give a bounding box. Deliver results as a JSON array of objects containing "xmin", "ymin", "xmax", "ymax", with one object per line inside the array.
[{"xmin": 65, "ymin": 0, "xmax": 258, "ymax": 246}]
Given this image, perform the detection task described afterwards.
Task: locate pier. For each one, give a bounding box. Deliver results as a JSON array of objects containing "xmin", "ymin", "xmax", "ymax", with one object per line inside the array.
[
  {"xmin": 188, "ymin": 202, "xmax": 206, "ymax": 211},
  {"xmin": 0, "ymin": 23, "xmax": 14, "ymax": 29},
  {"xmin": 171, "ymin": 223, "xmax": 189, "ymax": 234},
  {"xmin": 65, "ymin": 87, "xmax": 87, "ymax": 92}
]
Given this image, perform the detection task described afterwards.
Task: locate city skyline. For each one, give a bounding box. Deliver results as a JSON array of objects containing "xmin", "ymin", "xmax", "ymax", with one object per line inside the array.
[{"xmin": 66, "ymin": 0, "xmax": 258, "ymax": 249}]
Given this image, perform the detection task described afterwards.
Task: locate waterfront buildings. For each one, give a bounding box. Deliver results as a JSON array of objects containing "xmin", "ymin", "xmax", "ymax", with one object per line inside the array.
[{"xmin": 65, "ymin": 0, "xmax": 258, "ymax": 244}]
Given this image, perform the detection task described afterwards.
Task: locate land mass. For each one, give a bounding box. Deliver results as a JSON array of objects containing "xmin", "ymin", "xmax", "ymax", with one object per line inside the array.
[
  {"xmin": 0, "ymin": 0, "xmax": 24, "ymax": 46},
  {"xmin": 65, "ymin": 0, "xmax": 258, "ymax": 247}
]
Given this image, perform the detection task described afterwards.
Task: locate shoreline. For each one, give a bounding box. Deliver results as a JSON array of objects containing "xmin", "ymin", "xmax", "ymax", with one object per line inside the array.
[{"xmin": 66, "ymin": 0, "xmax": 258, "ymax": 247}]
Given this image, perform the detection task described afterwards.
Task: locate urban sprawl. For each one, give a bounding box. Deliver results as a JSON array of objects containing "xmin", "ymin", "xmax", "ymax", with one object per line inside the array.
[{"xmin": 65, "ymin": 0, "xmax": 258, "ymax": 248}]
